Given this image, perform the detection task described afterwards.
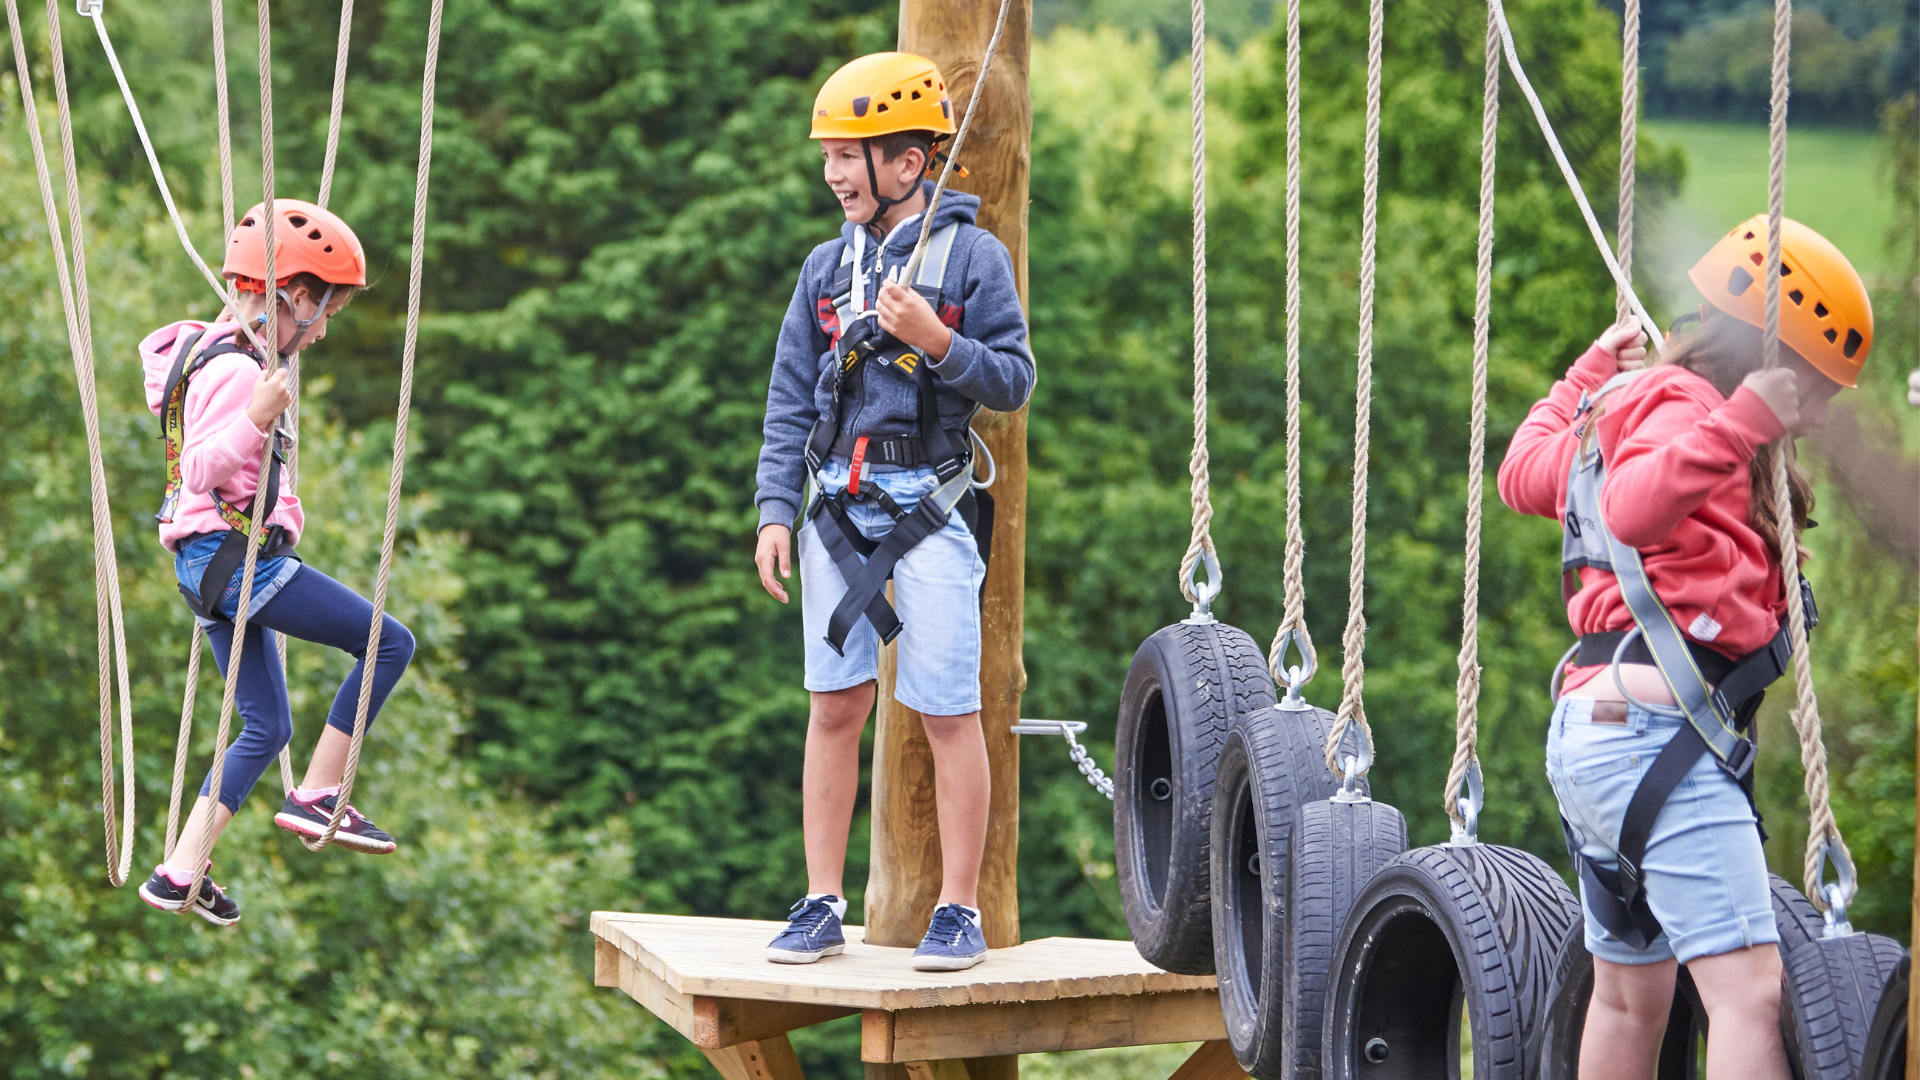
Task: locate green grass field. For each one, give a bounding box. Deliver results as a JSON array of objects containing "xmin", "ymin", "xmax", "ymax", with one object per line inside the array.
[{"xmin": 1640, "ymin": 120, "xmax": 1897, "ymax": 309}]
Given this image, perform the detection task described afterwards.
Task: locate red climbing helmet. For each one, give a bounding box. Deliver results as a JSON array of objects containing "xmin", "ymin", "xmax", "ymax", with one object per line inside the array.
[{"xmin": 223, "ymin": 199, "xmax": 367, "ymax": 294}]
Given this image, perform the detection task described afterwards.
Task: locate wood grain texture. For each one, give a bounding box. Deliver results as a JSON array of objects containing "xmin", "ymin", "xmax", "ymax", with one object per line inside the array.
[
  {"xmin": 867, "ymin": 0, "xmax": 1033, "ymax": 955},
  {"xmin": 902, "ymin": 1062, "xmax": 970, "ymax": 1080},
  {"xmin": 591, "ymin": 913, "xmax": 1213, "ymax": 1011},
  {"xmin": 702, "ymin": 1036, "xmax": 806, "ymax": 1080},
  {"xmin": 1166, "ymin": 1041, "xmax": 1249, "ymax": 1080},
  {"xmin": 879, "ymin": 990, "xmax": 1226, "ymax": 1061}
]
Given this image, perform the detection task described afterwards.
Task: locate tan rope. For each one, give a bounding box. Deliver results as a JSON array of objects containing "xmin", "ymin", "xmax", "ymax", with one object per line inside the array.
[
  {"xmin": 1616, "ymin": 0, "xmax": 1638, "ymax": 325},
  {"xmin": 1756, "ymin": 0, "xmax": 1849, "ymax": 911},
  {"xmin": 1267, "ymin": 0, "xmax": 1316, "ymax": 683},
  {"xmin": 6, "ymin": 0, "xmax": 138, "ymax": 887},
  {"xmin": 311, "ymin": 0, "xmax": 444, "ymax": 849},
  {"xmin": 1327, "ymin": 0, "xmax": 1384, "ymax": 779},
  {"xmin": 165, "ymin": 627, "xmax": 204, "ymax": 856},
  {"xmin": 209, "ymin": 0, "xmax": 233, "ymax": 233},
  {"xmin": 1178, "ymin": 0, "xmax": 1218, "ymax": 604},
  {"xmin": 900, "ymin": 0, "xmax": 1013, "ymax": 285},
  {"xmin": 316, "ymin": 0, "xmax": 353, "ymax": 209},
  {"xmin": 1445, "ymin": 4, "xmax": 1501, "ymax": 826}
]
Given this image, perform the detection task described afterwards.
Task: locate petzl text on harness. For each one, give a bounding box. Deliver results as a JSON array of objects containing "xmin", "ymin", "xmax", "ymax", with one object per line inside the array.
[
  {"xmin": 155, "ymin": 327, "xmax": 298, "ymax": 621},
  {"xmin": 1558, "ymin": 373, "xmax": 1796, "ymax": 949},
  {"xmin": 803, "ymin": 222, "xmax": 983, "ymax": 655}
]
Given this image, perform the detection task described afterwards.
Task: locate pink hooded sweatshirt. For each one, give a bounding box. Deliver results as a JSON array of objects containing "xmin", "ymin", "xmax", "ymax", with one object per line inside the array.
[
  {"xmin": 140, "ymin": 320, "xmax": 303, "ymax": 553},
  {"xmin": 1497, "ymin": 344, "xmax": 1788, "ymax": 693}
]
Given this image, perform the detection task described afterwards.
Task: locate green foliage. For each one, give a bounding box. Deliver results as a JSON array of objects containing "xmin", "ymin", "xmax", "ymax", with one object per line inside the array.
[{"xmin": 1662, "ymin": 6, "xmax": 1899, "ymax": 124}]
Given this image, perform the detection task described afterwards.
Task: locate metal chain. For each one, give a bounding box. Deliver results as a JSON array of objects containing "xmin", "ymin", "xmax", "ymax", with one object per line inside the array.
[{"xmin": 6, "ymin": 0, "xmax": 138, "ymax": 886}]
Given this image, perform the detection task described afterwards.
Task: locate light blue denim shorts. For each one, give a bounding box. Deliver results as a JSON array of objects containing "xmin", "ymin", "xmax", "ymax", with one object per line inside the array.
[
  {"xmin": 1546, "ymin": 697, "xmax": 1779, "ymax": 965},
  {"xmin": 173, "ymin": 531, "xmax": 304, "ymax": 630},
  {"xmin": 797, "ymin": 458, "xmax": 985, "ymax": 716}
]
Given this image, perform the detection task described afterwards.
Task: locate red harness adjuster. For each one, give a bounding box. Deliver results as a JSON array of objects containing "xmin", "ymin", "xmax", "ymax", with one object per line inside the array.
[{"xmin": 848, "ymin": 436, "xmax": 870, "ymax": 496}]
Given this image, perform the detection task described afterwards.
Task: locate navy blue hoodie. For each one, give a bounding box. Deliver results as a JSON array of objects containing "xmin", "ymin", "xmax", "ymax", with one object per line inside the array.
[{"xmin": 754, "ymin": 182, "xmax": 1034, "ymax": 531}]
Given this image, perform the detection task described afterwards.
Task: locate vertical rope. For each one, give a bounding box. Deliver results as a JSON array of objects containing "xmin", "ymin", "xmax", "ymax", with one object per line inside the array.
[
  {"xmin": 316, "ymin": 0, "xmax": 352, "ymax": 209},
  {"xmin": 1756, "ymin": 0, "xmax": 1848, "ymax": 911},
  {"xmin": 313, "ymin": 0, "xmax": 444, "ymax": 848},
  {"xmin": 1446, "ymin": 4, "xmax": 1501, "ymax": 825},
  {"xmin": 1616, "ymin": 0, "xmax": 1638, "ymax": 325},
  {"xmin": 1179, "ymin": 0, "xmax": 1217, "ymax": 603},
  {"xmin": 209, "ymin": 0, "xmax": 233, "ymax": 234},
  {"xmin": 899, "ymin": 0, "xmax": 1012, "ymax": 284},
  {"xmin": 1326, "ymin": 0, "xmax": 1385, "ymax": 779},
  {"xmin": 1267, "ymin": 0, "xmax": 1317, "ymax": 682},
  {"xmin": 6, "ymin": 0, "xmax": 138, "ymax": 887}
]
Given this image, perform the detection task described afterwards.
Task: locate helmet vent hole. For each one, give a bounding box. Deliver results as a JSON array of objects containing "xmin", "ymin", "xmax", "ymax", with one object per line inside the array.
[
  {"xmin": 1825, "ymin": 328, "xmax": 1838, "ymax": 343},
  {"xmin": 1788, "ymin": 289, "xmax": 1804, "ymax": 305},
  {"xmin": 1744, "ymin": 231, "xmax": 1756, "ymax": 240},
  {"xmin": 924, "ymin": 78, "xmax": 932, "ymax": 87},
  {"xmin": 911, "ymin": 90, "xmax": 921, "ymax": 100},
  {"xmin": 1749, "ymin": 252, "xmax": 1764, "ymax": 266},
  {"xmin": 876, "ymin": 102, "xmax": 889, "ymax": 112},
  {"xmin": 308, "ymin": 229, "xmax": 323, "ymax": 240},
  {"xmin": 1844, "ymin": 329, "xmax": 1863, "ymax": 358},
  {"xmin": 241, "ymin": 217, "xmax": 256, "ymax": 227},
  {"xmin": 1814, "ymin": 301, "xmax": 1829, "ymax": 318},
  {"xmin": 1781, "ymin": 264, "xmax": 1792, "ymax": 275},
  {"xmin": 289, "ymin": 215, "xmax": 309, "ymax": 228},
  {"xmin": 1727, "ymin": 266, "xmax": 1754, "ymax": 297},
  {"xmin": 324, "ymin": 245, "xmax": 334, "ymax": 253},
  {"xmin": 891, "ymin": 90, "xmax": 902, "ymax": 100}
]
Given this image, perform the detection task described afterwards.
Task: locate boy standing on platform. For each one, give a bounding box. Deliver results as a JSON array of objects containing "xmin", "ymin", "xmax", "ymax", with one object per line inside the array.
[{"xmin": 751, "ymin": 52, "xmax": 1034, "ymax": 973}]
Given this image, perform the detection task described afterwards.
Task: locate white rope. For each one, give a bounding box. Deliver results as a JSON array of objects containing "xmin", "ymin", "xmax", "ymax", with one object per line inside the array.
[
  {"xmin": 6, "ymin": 0, "xmax": 138, "ymax": 887},
  {"xmin": 1616, "ymin": 0, "xmax": 1639, "ymax": 325},
  {"xmin": 1177, "ymin": 0, "xmax": 1218, "ymax": 605},
  {"xmin": 310, "ymin": 0, "xmax": 443, "ymax": 849},
  {"xmin": 1446, "ymin": 3, "xmax": 1501, "ymax": 828},
  {"xmin": 1326, "ymin": 0, "xmax": 1384, "ymax": 781},
  {"xmin": 1487, "ymin": 0, "xmax": 1662, "ymax": 357},
  {"xmin": 1267, "ymin": 0, "xmax": 1316, "ymax": 686},
  {"xmin": 316, "ymin": 0, "xmax": 353, "ymax": 210}
]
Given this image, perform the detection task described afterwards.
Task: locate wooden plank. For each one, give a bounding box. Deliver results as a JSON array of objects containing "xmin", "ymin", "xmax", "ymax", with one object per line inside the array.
[
  {"xmin": 692, "ymin": 997, "xmax": 856, "ymax": 1051},
  {"xmin": 594, "ymin": 936, "xmax": 621, "ymax": 988},
  {"xmin": 901, "ymin": 1062, "xmax": 969, "ymax": 1080},
  {"xmin": 702, "ymin": 1035, "xmax": 805, "ymax": 1080},
  {"xmin": 862, "ymin": 1009, "xmax": 895, "ymax": 1063},
  {"xmin": 612, "ymin": 948, "xmax": 701, "ymax": 1044},
  {"xmin": 875, "ymin": 989, "xmax": 1227, "ymax": 1061},
  {"xmin": 1167, "ymin": 1041, "xmax": 1247, "ymax": 1080}
]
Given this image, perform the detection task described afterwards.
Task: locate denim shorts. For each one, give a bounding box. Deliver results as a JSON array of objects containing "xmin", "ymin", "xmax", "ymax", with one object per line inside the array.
[
  {"xmin": 797, "ymin": 458, "xmax": 986, "ymax": 716},
  {"xmin": 173, "ymin": 532, "xmax": 304, "ymax": 629},
  {"xmin": 1546, "ymin": 697, "xmax": 1779, "ymax": 965}
]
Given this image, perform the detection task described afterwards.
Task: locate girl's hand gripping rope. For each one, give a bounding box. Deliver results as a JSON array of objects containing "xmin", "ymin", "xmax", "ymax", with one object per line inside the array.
[
  {"xmin": 247, "ymin": 368, "xmax": 292, "ymax": 434},
  {"xmin": 1595, "ymin": 321, "xmax": 1649, "ymax": 372}
]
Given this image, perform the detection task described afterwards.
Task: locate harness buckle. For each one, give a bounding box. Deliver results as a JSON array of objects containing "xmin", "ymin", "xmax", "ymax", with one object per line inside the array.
[{"xmin": 1718, "ymin": 737, "xmax": 1755, "ymax": 781}]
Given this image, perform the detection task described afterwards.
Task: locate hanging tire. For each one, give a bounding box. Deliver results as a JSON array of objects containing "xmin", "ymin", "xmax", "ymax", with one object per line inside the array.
[
  {"xmin": 1324, "ymin": 843, "xmax": 1579, "ymax": 1080},
  {"xmin": 1782, "ymin": 930, "xmax": 1908, "ymax": 1080},
  {"xmin": 1115, "ymin": 620, "xmax": 1276, "ymax": 974},
  {"xmin": 1208, "ymin": 703, "xmax": 1348, "ymax": 1077},
  {"xmin": 1860, "ymin": 954, "xmax": 1908, "ymax": 1080},
  {"xmin": 1538, "ymin": 873, "xmax": 1828, "ymax": 1078}
]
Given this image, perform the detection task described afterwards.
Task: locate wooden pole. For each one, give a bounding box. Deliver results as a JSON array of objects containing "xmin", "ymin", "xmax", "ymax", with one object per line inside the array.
[{"xmin": 865, "ymin": 0, "xmax": 1032, "ymax": 963}]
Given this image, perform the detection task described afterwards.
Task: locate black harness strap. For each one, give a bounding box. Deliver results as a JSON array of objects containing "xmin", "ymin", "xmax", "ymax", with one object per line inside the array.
[{"xmin": 1567, "ymin": 721, "xmax": 1712, "ymax": 950}]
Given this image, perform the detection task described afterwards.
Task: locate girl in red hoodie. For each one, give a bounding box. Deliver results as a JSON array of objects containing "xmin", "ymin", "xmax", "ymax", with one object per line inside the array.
[
  {"xmin": 1499, "ymin": 215, "xmax": 1872, "ymax": 1080},
  {"xmin": 136, "ymin": 202, "xmax": 415, "ymax": 926}
]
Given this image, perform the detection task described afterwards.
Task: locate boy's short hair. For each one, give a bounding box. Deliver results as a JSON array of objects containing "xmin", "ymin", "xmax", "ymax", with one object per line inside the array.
[{"xmin": 873, "ymin": 129, "xmax": 939, "ymax": 168}]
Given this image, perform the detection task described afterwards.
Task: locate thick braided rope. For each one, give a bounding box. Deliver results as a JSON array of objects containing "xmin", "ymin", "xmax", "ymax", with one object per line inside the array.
[
  {"xmin": 178, "ymin": 0, "xmax": 280, "ymax": 908},
  {"xmin": 209, "ymin": 0, "xmax": 233, "ymax": 232},
  {"xmin": 6, "ymin": 0, "xmax": 138, "ymax": 887},
  {"xmin": 1446, "ymin": 5, "xmax": 1500, "ymax": 825},
  {"xmin": 1616, "ymin": 0, "xmax": 1638, "ymax": 325},
  {"xmin": 1268, "ymin": 0, "xmax": 1316, "ymax": 682},
  {"xmin": 1757, "ymin": 0, "xmax": 1848, "ymax": 909},
  {"xmin": 313, "ymin": 0, "xmax": 444, "ymax": 849},
  {"xmin": 165, "ymin": 627, "xmax": 204, "ymax": 856},
  {"xmin": 901, "ymin": 0, "xmax": 1013, "ymax": 284},
  {"xmin": 1327, "ymin": 0, "xmax": 1384, "ymax": 779},
  {"xmin": 1178, "ymin": 0, "xmax": 1218, "ymax": 602},
  {"xmin": 316, "ymin": 0, "xmax": 353, "ymax": 209}
]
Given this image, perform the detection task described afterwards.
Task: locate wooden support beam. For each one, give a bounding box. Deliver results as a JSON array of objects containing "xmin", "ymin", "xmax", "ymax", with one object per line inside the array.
[
  {"xmin": 868, "ymin": 0, "xmax": 1033, "ymax": 957},
  {"xmin": 860, "ymin": 990, "xmax": 1227, "ymax": 1062},
  {"xmin": 1167, "ymin": 1041, "xmax": 1248, "ymax": 1080},
  {"xmin": 902, "ymin": 1062, "xmax": 971, "ymax": 1080},
  {"xmin": 604, "ymin": 942, "xmax": 853, "ymax": 1049},
  {"xmin": 703, "ymin": 1035, "xmax": 806, "ymax": 1080}
]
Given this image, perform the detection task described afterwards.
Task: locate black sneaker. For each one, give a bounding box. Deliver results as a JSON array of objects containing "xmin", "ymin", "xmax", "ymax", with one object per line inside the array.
[
  {"xmin": 139, "ymin": 864, "xmax": 241, "ymax": 926},
  {"xmin": 273, "ymin": 792, "xmax": 397, "ymax": 854}
]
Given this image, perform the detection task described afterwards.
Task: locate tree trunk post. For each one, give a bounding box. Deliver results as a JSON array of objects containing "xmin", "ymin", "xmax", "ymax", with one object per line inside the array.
[{"xmin": 865, "ymin": 0, "xmax": 1032, "ymax": 967}]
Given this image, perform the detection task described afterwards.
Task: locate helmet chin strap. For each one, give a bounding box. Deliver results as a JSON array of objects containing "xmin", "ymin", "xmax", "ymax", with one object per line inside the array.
[
  {"xmin": 252, "ymin": 282, "xmax": 339, "ymax": 356},
  {"xmin": 859, "ymin": 137, "xmax": 929, "ymax": 229}
]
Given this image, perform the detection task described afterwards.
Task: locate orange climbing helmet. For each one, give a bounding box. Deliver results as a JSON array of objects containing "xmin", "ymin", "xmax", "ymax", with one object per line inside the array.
[
  {"xmin": 223, "ymin": 199, "xmax": 367, "ymax": 294},
  {"xmin": 810, "ymin": 52, "xmax": 956, "ymax": 140},
  {"xmin": 1687, "ymin": 214, "xmax": 1873, "ymax": 387}
]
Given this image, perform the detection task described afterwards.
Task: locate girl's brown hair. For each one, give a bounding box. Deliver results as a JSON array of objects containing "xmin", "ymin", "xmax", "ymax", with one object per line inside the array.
[{"xmin": 1654, "ymin": 309, "xmax": 1813, "ymax": 554}]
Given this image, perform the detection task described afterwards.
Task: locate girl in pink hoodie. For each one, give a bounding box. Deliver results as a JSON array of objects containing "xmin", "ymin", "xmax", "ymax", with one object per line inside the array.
[
  {"xmin": 1498, "ymin": 215, "xmax": 1873, "ymax": 1080},
  {"xmin": 136, "ymin": 201, "xmax": 414, "ymax": 926}
]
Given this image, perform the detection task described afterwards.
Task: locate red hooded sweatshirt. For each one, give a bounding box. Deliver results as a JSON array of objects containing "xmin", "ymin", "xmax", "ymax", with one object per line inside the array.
[{"xmin": 1497, "ymin": 344, "xmax": 1789, "ymax": 692}]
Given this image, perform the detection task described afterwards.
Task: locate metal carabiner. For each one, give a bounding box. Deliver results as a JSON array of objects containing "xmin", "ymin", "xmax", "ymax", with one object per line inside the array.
[
  {"xmin": 1272, "ymin": 626, "xmax": 1319, "ymax": 712},
  {"xmin": 1448, "ymin": 759, "xmax": 1485, "ymax": 846},
  {"xmin": 1329, "ymin": 723, "xmax": 1374, "ymax": 804},
  {"xmin": 1814, "ymin": 838, "xmax": 1859, "ymax": 938},
  {"xmin": 1182, "ymin": 549, "xmax": 1223, "ymax": 625},
  {"xmin": 1610, "ymin": 628, "xmax": 1686, "ymax": 719},
  {"xmin": 969, "ymin": 427, "xmax": 997, "ymax": 491}
]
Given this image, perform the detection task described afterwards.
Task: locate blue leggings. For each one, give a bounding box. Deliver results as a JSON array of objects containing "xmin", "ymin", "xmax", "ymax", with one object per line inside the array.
[{"xmin": 196, "ymin": 565, "xmax": 416, "ymax": 812}]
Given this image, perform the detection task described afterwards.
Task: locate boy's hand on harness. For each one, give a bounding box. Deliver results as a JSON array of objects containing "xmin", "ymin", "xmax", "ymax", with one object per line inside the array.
[
  {"xmin": 756, "ymin": 523, "xmax": 793, "ymax": 603},
  {"xmin": 247, "ymin": 368, "xmax": 293, "ymax": 434},
  {"xmin": 1595, "ymin": 321, "xmax": 1648, "ymax": 372},
  {"xmin": 1742, "ymin": 367, "xmax": 1802, "ymax": 434},
  {"xmin": 876, "ymin": 279, "xmax": 952, "ymax": 361}
]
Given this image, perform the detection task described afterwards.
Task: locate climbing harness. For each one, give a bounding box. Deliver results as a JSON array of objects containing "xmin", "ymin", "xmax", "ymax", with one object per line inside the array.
[
  {"xmin": 6, "ymin": 0, "xmax": 138, "ymax": 886},
  {"xmin": 802, "ymin": 0, "xmax": 1010, "ymax": 657}
]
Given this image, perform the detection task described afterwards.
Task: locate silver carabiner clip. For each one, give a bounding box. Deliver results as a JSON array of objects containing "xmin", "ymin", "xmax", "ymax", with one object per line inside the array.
[
  {"xmin": 1272, "ymin": 626, "xmax": 1318, "ymax": 712},
  {"xmin": 1448, "ymin": 759, "xmax": 1485, "ymax": 846},
  {"xmin": 1182, "ymin": 549, "xmax": 1222, "ymax": 625},
  {"xmin": 1814, "ymin": 838, "xmax": 1858, "ymax": 938},
  {"xmin": 1329, "ymin": 723, "xmax": 1374, "ymax": 804}
]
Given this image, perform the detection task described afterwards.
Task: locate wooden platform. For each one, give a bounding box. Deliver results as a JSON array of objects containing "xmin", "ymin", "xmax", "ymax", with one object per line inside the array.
[{"xmin": 591, "ymin": 912, "xmax": 1245, "ymax": 1079}]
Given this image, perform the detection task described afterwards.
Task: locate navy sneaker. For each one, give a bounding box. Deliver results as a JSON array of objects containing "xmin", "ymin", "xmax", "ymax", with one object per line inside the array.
[
  {"xmin": 274, "ymin": 792, "xmax": 396, "ymax": 854},
  {"xmin": 138, "ymin": 864, "xmax": 241, "ymax": 926},
  {"xmin": 912, "ymin": 904, "xmax": 987, "ymax": 971},
  {"xmin": 767, "ymin": 896, "xmax": 847, "ymax": 964}
]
